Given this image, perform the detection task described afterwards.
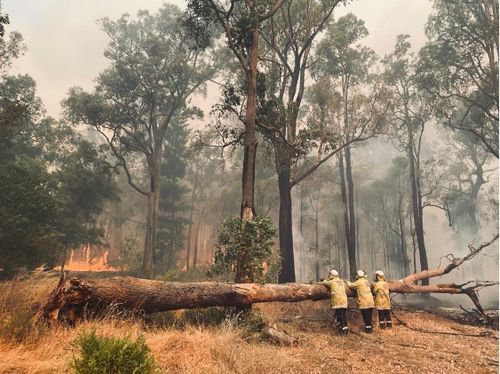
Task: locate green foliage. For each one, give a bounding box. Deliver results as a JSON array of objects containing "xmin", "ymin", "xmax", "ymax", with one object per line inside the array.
[
  {"xmin": 109, "ymin": 236, "xmax": 142, "ymax": 274},
  {"xmin": 211, "ymin": 216, "xmax": 276, "ymax": 283},
  {"xmin": 418, "ymin": 0, "xmax": 498, "ymax": 157},
  {"xmin": 0, "ymin": 72, "xmax": 117, "ymax": 276},
  {"xmin": 316, "ymin": 13, "xmax": 376, "ymax": 83},
  {"xmin": 0, "ymin": 3, "xmax": 8, "ymax": 38},
  {"xmin": 0, "ymin": 157, "xmax": 60, "ymax": 274},
  {"xmin": 0, "ymin": 16, "xmax": 24, "ymax": 73},
  {"xmin": 64, "ymin": 4, "xmax": 212, "ymax": 163},
  {"xmin": 70, "ymin": 331, "xmax": 155, "ymax": 374}
]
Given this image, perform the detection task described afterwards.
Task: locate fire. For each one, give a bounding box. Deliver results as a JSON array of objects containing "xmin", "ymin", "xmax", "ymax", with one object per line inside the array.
[{"xmin": 55, "ymin": 244, "xmax": 118, "ymax": 272}]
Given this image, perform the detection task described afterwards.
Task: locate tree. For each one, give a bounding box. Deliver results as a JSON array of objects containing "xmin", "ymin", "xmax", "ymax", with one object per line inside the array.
[
  {"xmin": 254, "ymin": 0, "xmax": 348, "ymax": 282},
  {"xmin": 431, "ymin": 130, "xmax": 494, "ymax": 235},
  {"xmin": 418, "ymin": 0, "xmax": 499, "ymax": 158},
  {"xmin": 157, "ymin": 121, "xmax": 190, "ymax": 272},
  {"xmin": 54, "ymin": 138, "xmax": 119, "ymax": 257},
  {"xmin": 0, "ymin": 2, "xmax": 24, "ymax": 73},
  {"xmin": 185, "ymin": 0, "xmax": 287, "ymax": 220},
  {"xmin": 64, "ymin": 5, "xmax": 213, "ymax": 278},
  {"xmin": 0, "ymin": 1, "xmax": 8, "ymax": 38},
  {"xmin": 0, "ymin": 74, "xmax": 43, "ymax": 160},
  {"xmin": 362, "ymin": 157, "xmax": 412, "ymax": 278},
  {"xmin": 211, "ymin": 215, "xmax": 276, "ymax": 282},
  {"xmin": 383, "ymin": 35, "xmax": 435, "ymax": 284},
  {"xmin": 0, "ymin": 76, "xmax": 116, "ymax": 276},
  {"xmin": 314, "ymin": 14, "xmax": 379, "ymax": 278}
]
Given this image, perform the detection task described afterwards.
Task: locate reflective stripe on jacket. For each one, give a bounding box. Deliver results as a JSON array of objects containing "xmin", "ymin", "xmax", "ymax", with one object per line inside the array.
[
  {"xmin": 346, "ymin": 277, "xmax": 374, "ymax": 309},
  {"xmin": 373, "ymin": 279, "xmax": 391, "ymax": 310},
  {"xmin": 322, "ymin": 275, "xmax": 348, "ymax": 309}
]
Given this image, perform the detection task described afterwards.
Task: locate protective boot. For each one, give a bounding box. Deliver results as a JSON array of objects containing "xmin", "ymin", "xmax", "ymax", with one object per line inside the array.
[
  {"xmin": 341, "ymin": 327, "xmax": 349, "ymax": 336},
  {"xmin": 386, "ymin": 320, "xmax": 393, "ymax": 328},
  {"xmin": 364, "ymin": 326, "xmax": 373, "ymax": 333},
  {"xmin": 379, "ymin": 321, "xmax": 386, "ymax": 330}
]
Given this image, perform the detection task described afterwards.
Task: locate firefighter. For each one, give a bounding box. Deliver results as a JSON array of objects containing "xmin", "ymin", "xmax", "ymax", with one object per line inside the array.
[
  {"xmin": 347, "ymin": 270, "xmax": 375, "ymax": 333},
  {"xmin": 373, "ymin": 270, "xmax": 392, "ymax": 329},
  {"xmin": 322, "ymin": 269, "xmax": 349, "ymax": 335}
]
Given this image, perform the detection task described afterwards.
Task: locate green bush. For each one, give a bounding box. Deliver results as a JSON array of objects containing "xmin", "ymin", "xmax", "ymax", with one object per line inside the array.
[
  {"xmin": 210, "ymin": 216, "xmax": 277, "ymax": 283},
  {"xmin": 70, "ymin": 331, "xmax": 155, "ymax": 374}
]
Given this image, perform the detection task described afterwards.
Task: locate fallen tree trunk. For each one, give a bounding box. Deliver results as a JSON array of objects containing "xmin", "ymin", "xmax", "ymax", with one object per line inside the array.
[{"xmin": 39, "ymin": 234, "xmax": 498, "ymax": 324}]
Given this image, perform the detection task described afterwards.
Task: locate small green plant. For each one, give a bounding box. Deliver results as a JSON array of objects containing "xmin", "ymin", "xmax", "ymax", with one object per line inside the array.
[
  {"xmin": 210, "ymin": 216, "xmax": 277, "ymax": 283},
  {"xmin": 70, "ymin": 331, "xmax": 155, "ymax": 374}
]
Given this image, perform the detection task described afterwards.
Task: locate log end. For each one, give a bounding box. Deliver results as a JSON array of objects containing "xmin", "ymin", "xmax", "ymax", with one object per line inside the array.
[{"xmin": 261, "ymin": 325, "xmax": 298, "ymax": 347}]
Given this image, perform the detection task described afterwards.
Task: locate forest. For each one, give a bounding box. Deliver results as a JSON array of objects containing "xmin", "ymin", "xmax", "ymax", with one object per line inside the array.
[{"xmin": 0, "ymin": 0, "xmax": 498, "ymax": 373}]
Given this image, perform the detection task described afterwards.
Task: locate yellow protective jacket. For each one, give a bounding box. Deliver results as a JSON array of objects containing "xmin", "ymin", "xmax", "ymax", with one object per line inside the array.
[
  {"xmin": 373, "ymin": 279, "xmax": 391, "ymax": 310},
  {"xmin": 322, "ymin": 275, "xmax": 348, "ymax": 309},
  {"xmin": 346, "ymin": 277, "xmax": 374, "ymax": 309}
]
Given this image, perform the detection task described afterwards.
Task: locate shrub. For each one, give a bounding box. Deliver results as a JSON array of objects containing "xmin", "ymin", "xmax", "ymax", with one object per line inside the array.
[
  {"xmin": 210, "ymin": 216, "xmax": 277, "ymax": 283},
  {"xmin": 70, "ymin": 331, "xmax": 155, "ymax": 374}
]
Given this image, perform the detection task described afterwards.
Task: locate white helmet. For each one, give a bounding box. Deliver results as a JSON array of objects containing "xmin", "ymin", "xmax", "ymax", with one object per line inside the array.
[
  {"xmin": 375, "ymin": 270, "xmax": 384, "ymax": 278},
  {"xmin": 356, "ymin": 270, "xmax": 365, "ymax": 278},
  {"xmin": 329, "ymin": 269, "xmax": 339, "ymax": 276}
]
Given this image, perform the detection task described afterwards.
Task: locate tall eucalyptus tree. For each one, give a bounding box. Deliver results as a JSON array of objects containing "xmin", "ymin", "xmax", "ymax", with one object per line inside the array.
[{"xmin": 64, "ymin": 5, "xmax": 214, "ymax": 278}]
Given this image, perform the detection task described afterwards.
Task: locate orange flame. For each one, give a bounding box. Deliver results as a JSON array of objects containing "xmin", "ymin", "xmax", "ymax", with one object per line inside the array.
[{"xmin": 55, "ymin": 244, "xmax": 118, "ymax": 272}]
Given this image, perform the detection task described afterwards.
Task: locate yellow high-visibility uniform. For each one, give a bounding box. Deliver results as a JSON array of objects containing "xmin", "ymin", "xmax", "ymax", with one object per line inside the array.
[
  {"xmin": 347, "ymin": 276, "xmax": 374, "ymax": 309},
  {"xmin": 322, "ymin": 275, "xmax": 348, "ymax": 309},
  {"xmin": 373, "ymin": 279, "xmax": 391, "ymax": 310}
]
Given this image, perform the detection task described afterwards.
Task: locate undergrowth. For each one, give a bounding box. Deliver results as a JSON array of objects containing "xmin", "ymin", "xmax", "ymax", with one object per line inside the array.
[{"xmin": 70, "ymin": 330, "xmax": 155, "ymax": 374}]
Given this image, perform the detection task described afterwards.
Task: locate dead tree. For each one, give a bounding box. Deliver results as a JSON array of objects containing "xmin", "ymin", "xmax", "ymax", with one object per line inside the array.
[{"xmin": 39, "ymin": 234, "xmax": 498, "ymax": 325}]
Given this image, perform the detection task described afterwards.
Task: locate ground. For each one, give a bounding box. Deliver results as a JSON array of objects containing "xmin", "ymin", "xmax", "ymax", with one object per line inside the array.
[{"xmin": 0, "ymin": 276, "xmax": 498, "ymax": 373}]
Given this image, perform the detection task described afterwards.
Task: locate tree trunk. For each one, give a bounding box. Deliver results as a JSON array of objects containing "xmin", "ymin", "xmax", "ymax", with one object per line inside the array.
[
  {"xmin": 314, "ymin": 198, "xmax": 320, "ymax": 282},
  {"xmin": 277, "ymin": 160, "xmax": 295, "ymax": 283},
  {"xmin": 398, "ymin": 195, "xmax": 409, "ymax": 277},
  {"xmin": 406, "ymin": 120, "xmax": 428, "ymax": 285},
  {"xmin": 165, "ymin": 209, "xmax": 176, "ymax": 271},
  {"xmin": 192, "ymin": 210, "xmax": 202, "ymax": 270},
  {"xmin": 142, "ymin": 191, "xmax": 159, "ymax": 279},
  {"xmin": 339, "ymin": 152, "xmax": 356, "ymax": 279},
  {"xmin": 467, "ymin": 163, "xmax": 485, "ymax": 234},
  {"xmin": 40, "ymin": 233, "xmax": 498, "ymax": 325},
  {"xmin": 185, "ymin": 185, "xmax": 197, "ymax": 271},
  {"xmin": 345, "ymin": 146, "xmax": 357, "ymax": 253},
  {"xmin": 143, "ymin": 148, "xmax": 162, "ymax": 279},
  {"xmin": 241, "ymin": 26, "xmax": 259, "ymax": 220}
]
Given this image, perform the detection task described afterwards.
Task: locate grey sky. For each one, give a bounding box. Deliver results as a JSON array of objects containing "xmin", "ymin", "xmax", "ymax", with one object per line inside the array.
[{"xmin": 4, "ymin": 0, "xmax": 433, "ymax": 117}]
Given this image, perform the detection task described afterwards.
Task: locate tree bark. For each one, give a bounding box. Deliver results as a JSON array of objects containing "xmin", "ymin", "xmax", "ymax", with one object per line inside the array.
[
  {"xmin": 240, "ymin": 26, "xmax": 259, "ymax": 221},
  {"xmin": 192, "ymin": 208, "xmax": 203, "ymax": 270},
  {"xmin": 39, "ymin": 235, "xmax": 498, "ymax": 325},
  {"xmin": 397, "ymin": 191, "xmax": 409, "ymax": 277},
  {"xmin": 314, "ymin": 199, "xmax": 320, "ymax": 282},
  {"xmin": 345, "ymin": 145, "xmax": 357, "ymax": 275},
  {"xmin": 407, "ymin": 131, "xmax": 428, "ymax": 284},
  {"xmin": 339, "ymin": 151, "xmax": 356, "ymax": 279},
  {"xmin": 143, "ymin": 147, "xmax": 162, "ymax": 279},
  {"xmin": 276, "ymin": 157, "xmax": 295, "ymax": 283}
]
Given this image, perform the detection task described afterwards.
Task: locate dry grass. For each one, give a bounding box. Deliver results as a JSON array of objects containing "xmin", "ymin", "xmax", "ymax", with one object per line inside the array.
[{"xmin": 0, "ymin": 277, "xmax": 497, "ymax": 374}]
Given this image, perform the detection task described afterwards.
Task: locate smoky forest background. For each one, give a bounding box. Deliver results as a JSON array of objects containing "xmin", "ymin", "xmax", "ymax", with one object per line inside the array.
[{"xmin": 0, "ymin": 0, "xmax": 498, "ymax": 307}]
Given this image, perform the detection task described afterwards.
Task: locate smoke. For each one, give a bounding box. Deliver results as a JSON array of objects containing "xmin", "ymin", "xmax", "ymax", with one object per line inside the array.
[{"xmin": 291, "ymin": 128, "xmax": 498, "ymax": 311}]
